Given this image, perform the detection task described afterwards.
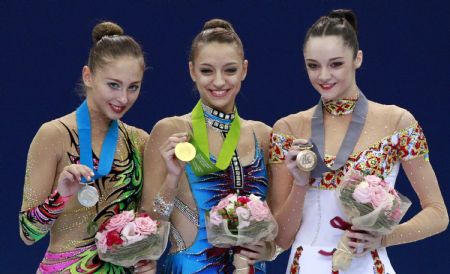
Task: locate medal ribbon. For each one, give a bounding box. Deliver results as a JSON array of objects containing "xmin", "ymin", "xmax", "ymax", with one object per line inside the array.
[
  {"xmin": 310, "ymin": 92, "xmax": 368, "ymax": 178},
  {"xmin": 190, "ymin": 100, "xmax": 241, "ymax": 176},
  {"xmin": 76, "ymin": 100, "xmax": 119, "ymax": 183}
]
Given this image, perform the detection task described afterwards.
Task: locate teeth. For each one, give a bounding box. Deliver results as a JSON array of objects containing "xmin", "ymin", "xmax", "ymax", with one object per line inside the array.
[
  {"xmin": 211, "ymin": 90, "xmax": 227, "ymax": 96},
  {"xmin": 321, "ymin": 84, "xmax": 334, "ymax": 88},
  {"xmin": 111, "ymin": 105, "xmax": 124, "ymax": 112}
]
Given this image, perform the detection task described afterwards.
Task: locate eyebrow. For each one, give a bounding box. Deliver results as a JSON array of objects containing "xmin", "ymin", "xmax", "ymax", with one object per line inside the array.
[
  {"xmin": 199, "ymin": 62, "xmax": 239, "ymax": 66},
  {"xmin": 106, "ymin": 78, "xmax": 141, "ymax": 84},
  {"xmin": 305, "ymin": 57, "xmax": 344, "ymax": 62}
]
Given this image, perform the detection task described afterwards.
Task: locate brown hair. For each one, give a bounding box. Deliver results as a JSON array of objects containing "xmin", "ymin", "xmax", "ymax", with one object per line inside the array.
[
  {"xmin": 303, "ymin": 9, "xmax": 359, "ymax": 58},
  {"xmin": 88, "ymin": 21, "xmax": 145, "ymax": 73},
  {"xmin": 189, "ymin": 18, "xmax": 244, "ymax": 62}
]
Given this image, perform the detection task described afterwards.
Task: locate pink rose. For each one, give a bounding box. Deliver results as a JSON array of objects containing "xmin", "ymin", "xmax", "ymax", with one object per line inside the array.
[
  {"xmin": 352, "ymin": 181, "xmax": 372, "ymax": 204},
  {"xmin": 370, "ymin": 185, "xmax": 389, "ymax": 208},
  {"xmin": 344, "ymin": 169, "xmax": 364, "ymax": 183},
  {"xmin": 209, "ymin": 210, "xmax": 224, "ymax": 226},
  {"xmin": 134, "ymin": 217, "xmax": 158, "ymax": 236},
  {"xmin": 365, "ymin": 175, "xmax": 382, "ymax": 186},
  {"xmin": 121, "ymin": 222, "xmax": 146, "ymax": 245},
  {"xmin": 95, "ymin": 231, "xmax": 108, "ymax": 253},
  {"xmin": 389, "ymin": 207, "xmax": 403, "ymax": 221},
  {"xmin": 106, "ymin": 210, "xmax": 135, "ymax": 232},
  {"xmin": 236, "ymin": 207, "xmax": 251, "ymax": 228},
  {"xmin": 247, "ymin": 200, "xmax": 270, "ymax": 222},
  {"xmin": 216, "ymin": 198, "xmax": 231, "ymax": 210}
]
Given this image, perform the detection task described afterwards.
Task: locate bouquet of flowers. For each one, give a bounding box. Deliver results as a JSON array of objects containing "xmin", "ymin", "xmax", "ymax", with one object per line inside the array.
[
  {"xmin": 205, "ymin": 193, "xmax": 278, "ymax": 248},
  {"xmin": 333, "ymin": 170, "xmax": 411, "ymax": 271},
  {"xmin": 95, "ymin": 210, "xmax": 170, "ymax": 267}
]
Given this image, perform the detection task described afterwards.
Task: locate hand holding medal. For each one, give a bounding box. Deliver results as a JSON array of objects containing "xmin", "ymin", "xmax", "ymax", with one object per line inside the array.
[
  {"xmin": 57, "ymin": 164, "xmax": 95, "ymax": 200},
  {"xmin": 295, "ymin": 141, "xmax": 317, "ymax": 172},
  {"xmin": 285, "ymin": 139, "xmax": 316, "ymax": 186}
]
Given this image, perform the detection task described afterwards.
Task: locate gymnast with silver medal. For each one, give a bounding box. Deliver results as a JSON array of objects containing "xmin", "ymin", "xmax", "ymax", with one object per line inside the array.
[{"xmin": 76, "ymin": 100, "xmax": 119, "ymax": 207}]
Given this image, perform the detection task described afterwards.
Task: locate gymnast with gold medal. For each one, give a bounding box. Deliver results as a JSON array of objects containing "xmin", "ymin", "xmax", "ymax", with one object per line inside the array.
[
  {"xmin": 141, "ymin": 18, "xmax": 277, "ymax": 273},
  {"xmin": 19, "ymin": 22, "xmax": 155, "ymax": 273}
]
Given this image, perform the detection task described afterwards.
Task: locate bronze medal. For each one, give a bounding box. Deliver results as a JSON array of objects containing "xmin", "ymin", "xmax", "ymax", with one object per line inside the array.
[{"xmin": 296, "ymin": 149, "xmax": 317, "ymax": 172}]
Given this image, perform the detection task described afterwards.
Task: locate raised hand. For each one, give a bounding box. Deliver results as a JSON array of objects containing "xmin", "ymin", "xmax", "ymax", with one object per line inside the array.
[
  {"xmin": 285, "ymin": 139, "xmax": 311, "ymax": 186},
  {"xmin": 160, "ymin": 132, "xmax": 189, "ymax": 177},
  {"xmin": 56, "ymin": 164, "xmax": 94, "ymax": 197}
]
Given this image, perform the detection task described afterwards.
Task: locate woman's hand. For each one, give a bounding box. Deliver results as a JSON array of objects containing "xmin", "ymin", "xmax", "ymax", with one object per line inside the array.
[
  {"xmin": 56, "ymin": 164, "xmax": 94, "ymax": 197},
  {"xmin": 133, "ymin": 260, "xmax": 156, "ymax": 274},
  {"xmin": 346, "ymin": 228, "xmax": 382, "ymax": 257},
  {"xmin": 237, "ymin": 241, "xmax": 273, "ymax": 265},
  {"xmin": 160, "ymin": 132, "xmax": 189, "ymax": 177},
  {"xmin": 285, "ymin": 139, "xmax": 311, "ymax": 186}
]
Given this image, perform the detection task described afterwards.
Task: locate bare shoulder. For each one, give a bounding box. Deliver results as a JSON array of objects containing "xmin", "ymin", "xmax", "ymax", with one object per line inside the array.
[
  {"xmin": 241, "ymin": 119, "xmax": 271, "ymax": 137},
  {"xmin": 37, "ymin": 112, "xmax": 76, "ymax": 138},
  {"xmin": 369, "ymin": 101, "xmax": 417, "ymax": 130},
  {"xmin": 150, "ymin": 114, "xmax": 192, "ymax": 136},
  {"xmin": 120, "ymin": 122, "xmax": 149, "ymax": 140},
  {"xmin": 272, "ymin": 106, "xmax": 315, "ymax": 135}
]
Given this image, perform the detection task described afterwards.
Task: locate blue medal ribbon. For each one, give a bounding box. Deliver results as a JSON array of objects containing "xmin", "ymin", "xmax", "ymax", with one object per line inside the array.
[{"xmin": 76, "ymin": 100, "xmax": 119, "ymax": 183}]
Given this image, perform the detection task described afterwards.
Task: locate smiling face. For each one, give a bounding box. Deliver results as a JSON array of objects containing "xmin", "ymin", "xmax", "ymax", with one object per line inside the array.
[
  {"xmin": 189, "ymin": 42, "xmax": 248, "ymax": 113},
  {"xmin": 303, "ymin": 35, "xmax": 362, "ymax": 101},
  {"xmin": 83, "ymin": 55, "xmax": 144, "ymax": 121}
]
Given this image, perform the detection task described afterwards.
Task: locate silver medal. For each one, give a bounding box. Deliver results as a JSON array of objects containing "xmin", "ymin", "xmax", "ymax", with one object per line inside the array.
[{"xmin": 78, "ymin": 184, "xmax": 99, "ymax": 207}]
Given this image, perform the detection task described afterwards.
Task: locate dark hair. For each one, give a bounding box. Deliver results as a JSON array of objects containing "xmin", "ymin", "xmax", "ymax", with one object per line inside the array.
[
  {"xmin": 189, "ymin": 18, "xmax": 244, "ymax": 62},
  {"xmin": 88, "ymin": 21, "xmax": 145, "ymax": 73},
  {"xmin": 303, "ymin": 9, "xmax": 359, "ymax": 58}
]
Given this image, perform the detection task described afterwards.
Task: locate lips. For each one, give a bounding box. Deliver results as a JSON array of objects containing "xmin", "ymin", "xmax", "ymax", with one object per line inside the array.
[
  {"xmin": 109, "ymin": 104, "xmax": 125, "ymax": 114},
  {"xmin": 319, "ymin": 83, "xmax": 336, "ymax": 91},
  {"xmin": 209, "ymin": 89, "xmax": 229, "ymax": 97}
]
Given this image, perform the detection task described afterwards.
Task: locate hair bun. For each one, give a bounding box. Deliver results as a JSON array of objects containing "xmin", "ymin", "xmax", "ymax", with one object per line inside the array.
[
  {"xmin": 92, "ymin": 21, "xmax": 124, "ymax": 44},
  {"xmin": 202, "ymin": 18, "xmax": 235, "ymax": 32},
  {"xmin": 328, "ymin": 9, "xmax": 358, "ymax": 34}
]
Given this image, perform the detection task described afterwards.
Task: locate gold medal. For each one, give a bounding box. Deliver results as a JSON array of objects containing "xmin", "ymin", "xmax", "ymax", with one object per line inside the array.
[
  {"xmin": 296, "ymin": 144, "xmax": 317, "ymax": 172},
  {"xmin": 175, "ymin": 142, "xmax": 196, "ymax": 162}
]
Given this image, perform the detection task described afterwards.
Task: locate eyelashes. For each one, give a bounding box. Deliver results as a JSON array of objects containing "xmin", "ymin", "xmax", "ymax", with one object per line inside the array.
[
  {"xmin": 306, "ymin": 62, "xmax": 344, "ymax": 70},
  {"xmin": 199, "ymin": 67, "xmax": 239, "ymax": 75},
  {"xmin": 107, "ymin": 82, "xmax": 140, "ymax": 92}
]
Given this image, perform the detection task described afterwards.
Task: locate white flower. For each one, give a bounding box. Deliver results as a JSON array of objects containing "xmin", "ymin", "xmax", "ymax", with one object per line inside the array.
[
  {"xmin": 228, "ymin": 194, "xmax": 238, "ymax": 203},
  {"xmin": 226, "ymin": 203, "xmax": 235, "ymax": 211},
  {"xmin": 121, "ymin": 222, "xmax": 146, "ymax": 245},
  {"xmin": 248, "ymin": 194, "xmax": 261, "ymax": 202}
]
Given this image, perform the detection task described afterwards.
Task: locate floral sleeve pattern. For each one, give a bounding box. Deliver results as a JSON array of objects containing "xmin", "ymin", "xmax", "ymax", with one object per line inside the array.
[
  {"xmin": 318, "ymin": 122, "xmax": 430, "ymax": 190},
  {"xmin": 395, "ymin": 122, "xmax": 429, "ymax": 161},
  {"xmin": 269, "ymin": 132, "xmax": 295, "ymax": 164}
]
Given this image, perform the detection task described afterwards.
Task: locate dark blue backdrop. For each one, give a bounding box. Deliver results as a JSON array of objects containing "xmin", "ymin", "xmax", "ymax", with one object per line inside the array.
[{"xmin": 1, "ymin": 1, "xmax": 449, "ymax": 273}]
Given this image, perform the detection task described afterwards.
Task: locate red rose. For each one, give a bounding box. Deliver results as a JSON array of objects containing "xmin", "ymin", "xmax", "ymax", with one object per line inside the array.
[
  {"xmin": 237, "ymin": 196, "xmax": 251, "ymax": 205},
  {"xmin": 137, "ymin": 212, "xmax": 150, "ymax": 218},
  {"xmin": 106, "ymin": 230, "xmax": 124, "ymax": 247},
  {"xmin": 98, "ymin": 219, "xmax": 110, "ymax": 232}
]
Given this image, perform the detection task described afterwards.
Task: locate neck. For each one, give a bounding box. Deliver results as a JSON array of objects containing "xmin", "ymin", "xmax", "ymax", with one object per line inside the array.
[{"xmin": 86, "ymin": 99, "xmax": 112, "ymax": 133}]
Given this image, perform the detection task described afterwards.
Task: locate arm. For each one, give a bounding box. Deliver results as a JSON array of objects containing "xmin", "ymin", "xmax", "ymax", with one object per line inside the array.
[
  {"xmin": 382, "ymin": 111, "xmax": 448, "ymax": 246},
  {"xmin": 19, "ymin": 122, "xmax": 93, "ymax": 245},
  {"xmin": 140, "ymin": 118, "xmax": 188, "ymax": 220},
  {"xmin": 269, "ymin": 120, "xmax": 310, "ymax": 250}
]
